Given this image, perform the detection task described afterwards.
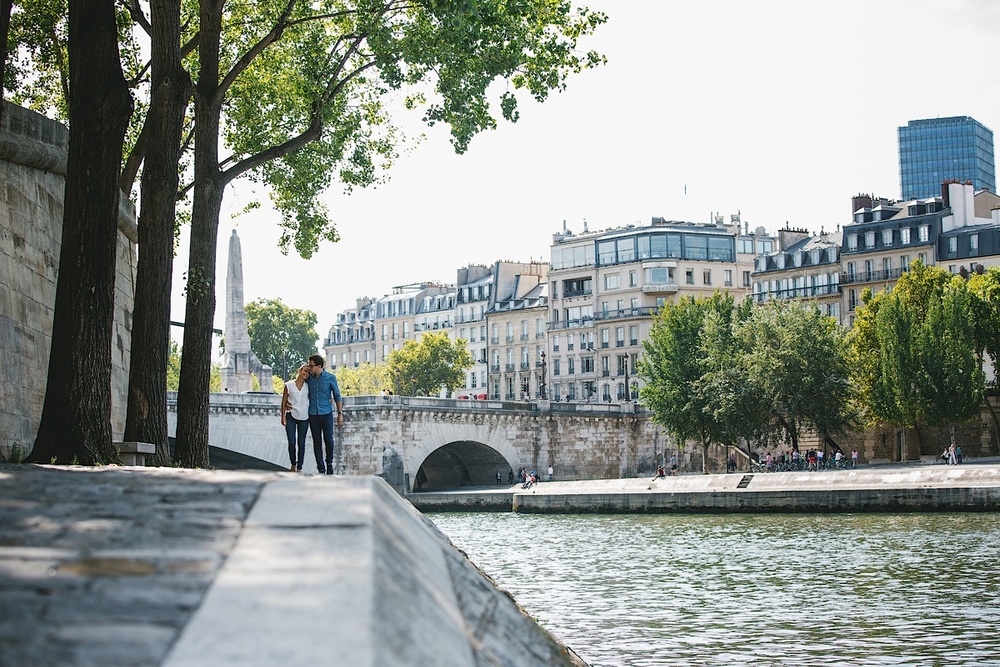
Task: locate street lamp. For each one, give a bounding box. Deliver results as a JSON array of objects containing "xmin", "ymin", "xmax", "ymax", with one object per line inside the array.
[
  {"xmin": 621, "ymin": 353, "xmax": 631, "ymax": 402},
  {"xmin": 540, "ymin": 351, "xmax": 548, "ymax": 400}
]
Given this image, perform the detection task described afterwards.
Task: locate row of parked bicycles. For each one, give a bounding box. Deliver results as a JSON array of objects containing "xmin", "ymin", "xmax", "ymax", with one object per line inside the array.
[{"xmin": 747, "ymin": 455, "xmax": 858, "ymax": 473}]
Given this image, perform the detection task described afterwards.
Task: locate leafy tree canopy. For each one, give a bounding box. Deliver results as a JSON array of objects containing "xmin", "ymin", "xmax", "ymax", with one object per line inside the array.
[
  {"xmin": 387, "ymin": 331, "xmax": 472, "ymax": 396},
  {"xmin": 245, "ymin": 298, "xmax": 319, "ymax": 372},
  {"xmin": 336, "ymin": 362, "xmax": 392, "ymax": 396}
]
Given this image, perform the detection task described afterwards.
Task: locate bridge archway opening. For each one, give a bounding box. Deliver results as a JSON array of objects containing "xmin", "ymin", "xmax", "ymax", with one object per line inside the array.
[{"xmin": 413, "ymin": 440, "xmax": 508, "ymax": 491}]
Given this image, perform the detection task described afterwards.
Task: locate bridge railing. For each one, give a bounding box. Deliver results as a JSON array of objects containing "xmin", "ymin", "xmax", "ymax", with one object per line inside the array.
[{"xmin": 167, "ymin": 391, "xmax": 646, "ymax": 416}]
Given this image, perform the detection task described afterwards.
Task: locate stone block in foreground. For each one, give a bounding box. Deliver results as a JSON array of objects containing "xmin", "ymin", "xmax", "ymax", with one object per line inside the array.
[{"xmin": 165, "ymin": 476, "xmax": 586, "ymax": 667}]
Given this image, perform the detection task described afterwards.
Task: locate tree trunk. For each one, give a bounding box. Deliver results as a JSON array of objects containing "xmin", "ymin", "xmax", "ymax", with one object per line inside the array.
[
  {"xmin": 28, "ymin": 0, "xmax": 133, "ymax": 465},
  {"xmin": 174, "ymin": 0, "xmax": 223, "ymax": 468},
  {"xmin": 124, "ymin": 0, "xmax": 192, "ymax": 466}
]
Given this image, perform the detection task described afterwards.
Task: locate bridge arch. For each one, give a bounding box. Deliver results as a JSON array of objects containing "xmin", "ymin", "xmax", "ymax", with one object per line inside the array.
[{"xmin": 413, "ymin": 440, "xmax": 511, "ymax": 491}]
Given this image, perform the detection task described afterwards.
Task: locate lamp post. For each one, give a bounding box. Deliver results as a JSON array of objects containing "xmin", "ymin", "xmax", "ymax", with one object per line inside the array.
[
  {"xmin": 621, "ymin": 353, "xmax": 631, "ymax": 402},
  {"xmin": 540, "ymin": 351, "xmax": 547, "ymax": 400}
]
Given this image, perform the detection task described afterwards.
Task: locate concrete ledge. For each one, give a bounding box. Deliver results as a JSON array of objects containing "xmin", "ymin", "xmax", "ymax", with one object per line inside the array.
[
  {"xmin": 113, "ymin": 441, "xmax": 154, "ymax": 466},
  {"xmin": 164, "ymin": 476, "xmax": 586, "ymax": 667},
  {"xmin": 414, "ymin": 466, "xmax": 1000, "ymax": 514}
]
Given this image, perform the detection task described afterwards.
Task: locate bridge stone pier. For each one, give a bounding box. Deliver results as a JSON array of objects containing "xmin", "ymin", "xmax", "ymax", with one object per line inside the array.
[{"xmin": 166, "ymin": 393, "xmax": 673, "ymax": 491}]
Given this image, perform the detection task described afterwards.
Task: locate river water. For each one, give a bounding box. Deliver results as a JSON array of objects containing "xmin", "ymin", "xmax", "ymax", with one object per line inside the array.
[{"xmin": 428, "ymin": 512, "xmax": 1000, "ymax": 667}]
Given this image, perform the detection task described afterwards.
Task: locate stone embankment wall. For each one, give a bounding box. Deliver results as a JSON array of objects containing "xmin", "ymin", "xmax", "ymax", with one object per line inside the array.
[{"xmin": 0, "ymin": 103, "xmax": 136, "ymax": 458}]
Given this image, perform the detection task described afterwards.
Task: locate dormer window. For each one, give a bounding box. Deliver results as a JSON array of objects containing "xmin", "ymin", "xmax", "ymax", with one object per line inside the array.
[
  {"xmin": 865, "ymin": 231, "xmax": 876, "ymax": 248},
  {"xmin": 847, "ymin": 234, "xmax": 858, "ymax": 251},
  {"xmin": 882, "ymin": 229, "xmax": 893, "ymax": 246},
  {"xmin": 901, "ymin": 228, "xmax": 911, "ymax": 244}
]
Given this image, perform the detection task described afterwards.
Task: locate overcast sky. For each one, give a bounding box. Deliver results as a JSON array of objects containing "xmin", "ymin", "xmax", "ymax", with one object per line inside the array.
[{"xmin": 170, "ymin": 0, "xmax": 1000, "ymax": 347}]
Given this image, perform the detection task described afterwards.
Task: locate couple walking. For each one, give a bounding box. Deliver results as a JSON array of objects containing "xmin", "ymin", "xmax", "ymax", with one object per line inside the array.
[{"xmin": 281, "ymin": 354, "xmax": 343, "ymax": 474}]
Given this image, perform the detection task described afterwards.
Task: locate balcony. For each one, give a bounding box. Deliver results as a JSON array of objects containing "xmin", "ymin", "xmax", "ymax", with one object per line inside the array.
[
  {"xmin": 521, "ymin": 363, "xmax": 531, "ymax": 370},
  {"xmin": 506, "ymin": 363, "xmax": 516, "ymax": 371},
  {"xmin": 594, "ymin": 307, "xmax": 657, "ymax": 322},
  {"xmin": 520, "ymin": 334, "xmax": 529, "ymax": 341},
  {"xmin": 506, "ymin": 335, "xmax": 515, "ymax": 342},
  {"xmin": 563, "ymin": 289, "xmax": 592, "ymax": 298},
  {"xmin": 490, "ymin": 363, "xmax": 500, "ymax": 371},
  {"xmin": 491, "ymin": 336, "xmax": 499, "ymax": 344},
  {"xmin": 840, "ymin": 267, "xmax": 906, "ymax": 285}
]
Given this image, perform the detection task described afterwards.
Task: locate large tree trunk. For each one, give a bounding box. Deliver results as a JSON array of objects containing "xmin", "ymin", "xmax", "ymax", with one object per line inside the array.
[
  {"xmin": 124, "ymin": 0, "xmax": 192, "ymax": 466},
  {"xmin": 28, "ymin": 0, "xmax": 133, "ymax": 465},
  {"xmin": 174, "ymin": 0, "xmax": 223, "ymax": 468}
]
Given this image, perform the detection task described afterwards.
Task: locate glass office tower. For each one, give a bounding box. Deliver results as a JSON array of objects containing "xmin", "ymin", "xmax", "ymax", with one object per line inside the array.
[{"xmin": 898, "ymin": 116, "xmax": 995, "ymax": 200}]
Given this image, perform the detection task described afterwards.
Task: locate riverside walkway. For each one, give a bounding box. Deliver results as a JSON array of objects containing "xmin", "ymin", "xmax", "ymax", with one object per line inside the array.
[
  {"xmin": 0, "ymin": 464, "xmax": 586, "ymax": 667},
  {"xmin": 409, "ymin": 461, "xmax": 1000, "ymax": 512}
]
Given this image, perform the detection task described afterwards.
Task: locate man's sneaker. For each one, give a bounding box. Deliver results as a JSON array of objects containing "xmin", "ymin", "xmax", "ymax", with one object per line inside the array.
[
  {"xmin": 317, "ymin": 467, "xmax": 326, "ymax": 475},
  {"xmin": 325, "ymin": 467, "xmax": 334, "ymax": 475}
]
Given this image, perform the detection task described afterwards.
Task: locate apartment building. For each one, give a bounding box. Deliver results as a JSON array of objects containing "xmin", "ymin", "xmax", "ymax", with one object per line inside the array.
[
  {"xmin": 484, "ymin": 262, "xmax": 548, "ymax": 400},
  {"xmin": 752, "ymin": 230, "xmax": 843, "ymax": 323},
  {"xmin": 752, "ymin": 182, "xmax": 1000, "ymax": 328},
  {"xmin": 322, "ymin": 297, "xmax": 375, "ymax": 373},
  {"xmin": 546, "ymin": 216, "xmax": 773, "ymax": 403},
  {"xmin": 324, "ymin": 282, "xmax": 453, "ymax": 370}
]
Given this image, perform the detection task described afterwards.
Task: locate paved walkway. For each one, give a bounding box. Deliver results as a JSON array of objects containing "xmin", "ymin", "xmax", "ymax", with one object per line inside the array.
[
  {"xmin": 0, "ymin": 464, "xmax": 588, "ymax": 667},
  {"xmin": 0, "ymin": 464, "xmax": 277, "ymax": 666}
]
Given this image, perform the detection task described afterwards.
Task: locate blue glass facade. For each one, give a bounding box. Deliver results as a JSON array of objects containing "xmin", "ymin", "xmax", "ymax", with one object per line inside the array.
[{"xmin": 898, "ymin": 116, "xmax": 995, "ymax": 200}]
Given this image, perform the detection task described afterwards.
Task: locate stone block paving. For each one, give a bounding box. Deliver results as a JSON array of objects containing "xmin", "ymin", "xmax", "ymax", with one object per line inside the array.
[{"xmin": 0, "ymin": 463, "xmax": 281, "ymax": 667}]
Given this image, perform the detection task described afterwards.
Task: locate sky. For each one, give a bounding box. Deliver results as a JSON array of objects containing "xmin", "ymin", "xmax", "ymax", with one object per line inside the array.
[{"xmin": 170, "ymin": 0, "xmax": 1000, "ymax": 348}]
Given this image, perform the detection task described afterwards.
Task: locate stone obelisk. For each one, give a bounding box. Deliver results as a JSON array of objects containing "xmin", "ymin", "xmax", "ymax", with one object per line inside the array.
[{"xmin": 220, "ymin": 230, "xmax": 270, "ymax": 392}]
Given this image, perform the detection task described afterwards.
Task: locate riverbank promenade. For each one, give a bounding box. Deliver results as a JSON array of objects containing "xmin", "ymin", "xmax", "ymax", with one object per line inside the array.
[
  {"xmin": 409, "ymin": 460, "xmax": 1000, "ymax": 512},
  {"xmin": 0, "ymin": 464, "xmax": 587, "ymax": 667}
]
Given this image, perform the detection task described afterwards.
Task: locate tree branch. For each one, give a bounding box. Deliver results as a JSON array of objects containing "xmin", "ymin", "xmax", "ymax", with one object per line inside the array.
[
  {"xmin": 216, "ymin": 0, "xmax": 299, "ymax": 103},
  {"xmin": 124, "ymin": 0, "xmax": 152, "ymax": 35}
]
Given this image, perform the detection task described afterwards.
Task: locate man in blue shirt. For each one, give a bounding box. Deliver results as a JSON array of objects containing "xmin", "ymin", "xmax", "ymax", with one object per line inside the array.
[{"xmin": 306, "ymin": 354, "xmax": 343, "ymax": 474}]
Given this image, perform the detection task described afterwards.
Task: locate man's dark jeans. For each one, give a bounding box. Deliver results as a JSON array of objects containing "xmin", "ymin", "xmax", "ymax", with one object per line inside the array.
[{"xmin": 309, "ymin": 412, "xmax": 335, "ymax": 473}]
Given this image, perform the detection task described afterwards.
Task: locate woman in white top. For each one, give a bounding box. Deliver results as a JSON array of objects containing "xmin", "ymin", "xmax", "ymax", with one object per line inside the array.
[{"xmin": 281, "ymin": 365, "xmax": 311, "ymax": 471}]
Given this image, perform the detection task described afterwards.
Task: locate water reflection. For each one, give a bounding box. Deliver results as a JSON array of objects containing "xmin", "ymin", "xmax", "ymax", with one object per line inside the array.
[{"xmin": 429, "ymin": 513, "xmax": 1000, "ymax": 667}]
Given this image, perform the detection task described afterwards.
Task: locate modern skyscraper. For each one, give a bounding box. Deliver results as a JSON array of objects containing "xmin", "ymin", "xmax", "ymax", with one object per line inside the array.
[{"xmin": 898, "ymin": 116, "xmax": 996, "ymax": 200}]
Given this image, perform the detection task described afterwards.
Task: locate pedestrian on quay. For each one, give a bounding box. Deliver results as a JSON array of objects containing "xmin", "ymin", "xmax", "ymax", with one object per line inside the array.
[
  {"xmin": 508, "ymin": 468, "xmax": 514, "ymax": 484},
  {"xmin": 496, "ymin": 469, "xmax": 502, "ymax": 485},
  {"xmin": 306, "ymin": 354, "xmax": 343, "ymax": 475},
  {"xmin": 956, "ymin": 446, "xmax": 963, "ymax": 464},
  {"xmin": 547, "ymin": 465, "xmax": 554, "ymax": 482},
  {"xmin": 280, "ymin": 364, "xmax": 310, "ymax": 472},
  {"xmin": 670, "ymin": 454, "xmax": 678, "ymax": 476},
  {"xmin": 851, "ymin": 450, "xmax": 859, "ymax": 468}
]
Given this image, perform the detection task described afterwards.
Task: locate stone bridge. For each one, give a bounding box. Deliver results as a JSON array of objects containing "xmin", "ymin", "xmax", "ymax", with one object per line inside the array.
[{"xmin": 166, "ymin": 392, "xmax": 675, "ymax": 491}]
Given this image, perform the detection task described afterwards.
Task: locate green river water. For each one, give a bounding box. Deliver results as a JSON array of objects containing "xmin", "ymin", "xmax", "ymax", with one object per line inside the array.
[{"xmin": 429, "ymin": 512, "xmax": 1000, "ymax": 667}]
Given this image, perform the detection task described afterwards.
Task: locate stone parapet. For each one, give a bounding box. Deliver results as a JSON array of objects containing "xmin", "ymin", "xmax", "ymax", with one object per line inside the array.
[{"xmin": 0, "ymin": 102, "xmax": 136, "ymax": 458}]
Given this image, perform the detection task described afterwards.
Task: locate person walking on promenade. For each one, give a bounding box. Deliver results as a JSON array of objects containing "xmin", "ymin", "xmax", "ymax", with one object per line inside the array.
[
  {"xmin": 306, "ymin": 354, "xmax": 343, "ymax": 475},
  {"xmin": 280, "ymin": 364, "xmax": 310, "ymax": 471},
  {"xmin": 496, "ymin": 469, "xmax": 502, "ymax": 485},
  {"xmin": 670, "ymin": 454, "xmax": 678, "ymax": 476},
  {"xmin": 547, "ymin": 465, "xmax": 554, "ymax": 482},
  {"xmin": 956, "ymin": 446, "xmax": 963, "ymax": 464},
  {"xmin": 851, "ymin": 450, "xmax": 859, "ymax": 468}
]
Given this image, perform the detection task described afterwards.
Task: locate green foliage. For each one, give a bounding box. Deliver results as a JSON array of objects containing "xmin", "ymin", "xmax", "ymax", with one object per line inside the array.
[
  {"xmin": 387, "ymin": 332, "xmax": 472, "ymax": 396},
  {"xmin": 167, "ymin": 340, "xmax": 181, "ymax": 391},
  {"xmin": 914, "ymin": 277, "xmax": 984, "ymax": 428},
  {"xmin": 166, "ymin": 341, "xmax": 221, "ymax": 392},
  {"xmin": 244, "ymin": 298, "xmax": 319, "ymax": 371},
  {"xmin": 638, "ymin": 293, "xmax": 735, "ymax": 454},
  {"xmin": 642, "ymin": 296, "xmax": 855, "ymax": 457},
  {"xmin": 967, "ymin": 267, "xmax": 1000, "ymax": 372},
  {"xmin": 735, "ymin": 300, "xmax": 856, "ymax": 448},
  {"xmin": 851, "ymin": 261, "xmax": 985, "ymax": 434},
  {"xmin": 336, "ymin": 362, "xmax": 392, "ymax": 396}
]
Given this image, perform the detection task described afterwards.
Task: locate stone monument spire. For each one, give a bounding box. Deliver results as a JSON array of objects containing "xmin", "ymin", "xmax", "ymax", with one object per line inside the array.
[{"xmin": 220, "ymin": 230, "xmax": 270, "ymax": 393}]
